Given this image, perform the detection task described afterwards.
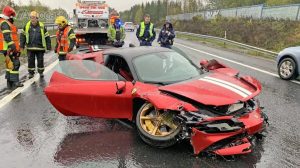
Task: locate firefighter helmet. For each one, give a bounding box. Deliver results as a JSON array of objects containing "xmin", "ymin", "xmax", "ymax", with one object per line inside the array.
[
  {"xmin": 55, "ymin": 16, "xmax": 68, "ymax": 26},
  {"xmin": 1, "ymin": 6, "xmax": 16, "ymax": 19}
]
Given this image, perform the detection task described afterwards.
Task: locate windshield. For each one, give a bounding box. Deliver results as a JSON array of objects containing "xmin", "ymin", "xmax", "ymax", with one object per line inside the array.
[
  {"xmin": 133, "ymin": 51, "xmax": 202, "ymax": 84},
  {"xmin": 56, "ymin": 60, "xmax": 118, "ymax": 81}
]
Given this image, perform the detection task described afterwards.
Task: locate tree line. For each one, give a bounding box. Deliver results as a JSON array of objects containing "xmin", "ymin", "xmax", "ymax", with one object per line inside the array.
[
  {"xmin": 120, "ymin": 0, "xmax": 300, "ymax": 23},
  {"xmin": 1, "ymin": 0, "xmax": 68, "ymax": 28}
]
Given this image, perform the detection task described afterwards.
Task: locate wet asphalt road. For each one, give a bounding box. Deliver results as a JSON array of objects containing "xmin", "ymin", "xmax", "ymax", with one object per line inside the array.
[{"xmin": 0, "ymin": 31, "xmax": 299, "ymax": 168}]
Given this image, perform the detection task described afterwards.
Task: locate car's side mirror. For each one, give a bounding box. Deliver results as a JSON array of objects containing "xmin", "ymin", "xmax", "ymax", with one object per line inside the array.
[
  {"xmin": 200, "ymin": 59, "xmax": 227, "ymax": 71},
  {"xmin": 116, "ymin": 81, "xmax": 126, "ymax": 94},
  {"xmin": 200, "ymin": 59, "xmax": 209, "ymax": 70}
]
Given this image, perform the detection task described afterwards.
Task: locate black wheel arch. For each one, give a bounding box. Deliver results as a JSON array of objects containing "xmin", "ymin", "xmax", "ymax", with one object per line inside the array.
[
  {"xmin": 132, "ymin": 98, "xmax": 146, "ymax": 122},
  {"xmin": 278, "ymin": 55, "xmax": 298, "ymax": 68}
]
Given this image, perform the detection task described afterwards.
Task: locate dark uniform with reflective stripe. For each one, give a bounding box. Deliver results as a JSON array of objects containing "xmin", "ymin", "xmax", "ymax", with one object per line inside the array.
[
  {"xmin": 0, "ymin": 18, "xmax": 22, "ymax": 88},
  {"xmin": 20, "ymin": 21, "xmax": 51, "ymax": 75}
]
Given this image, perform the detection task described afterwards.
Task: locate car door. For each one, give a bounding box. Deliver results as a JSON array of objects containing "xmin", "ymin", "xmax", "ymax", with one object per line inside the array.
[{"xmin": 45, "ymin": 60, "xmax": 134, "ymax": 120}]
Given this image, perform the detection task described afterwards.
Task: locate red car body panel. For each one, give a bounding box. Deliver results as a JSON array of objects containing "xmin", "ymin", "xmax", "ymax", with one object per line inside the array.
[
  {"xmin": 238, "ymin": 108, "xmax": 264, "ymax": 135},
  {"xmin": 211, "ymin": 68, "xmax": 240, "ymax": 77},
  {"xmin": 159, "ymin": 73, "xmax": 260, "ymax": 106},
  {"xmin": 191, "ymin": 107, "xmax": 263, "ymax": 155},
  {"xmin": 67, "ymin": 51, "xmax": 105, "ymax": 64},
  {"xmin": 139, "ymin": 91, "xmax": 198, "ymax": 112},
  {"xmin": 213, "ymin": 138, "xmax": 252, "ymax": 156},
  {"xmin": 191, "ymin": 128, "xmax": 244, "ymax": 155},
  {"xmin": 45, "ymin": 72, "xmax": 134, "ymax": 120},
  {"xmin": 45, "ymin": 51, "xmax": 267, "ymax": 157}
]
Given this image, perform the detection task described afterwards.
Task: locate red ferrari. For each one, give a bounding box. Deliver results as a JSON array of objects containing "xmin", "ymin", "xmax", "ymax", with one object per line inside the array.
[{"xmin": 45, "ymin": 47, "xmax": 268, "ymax": 156}]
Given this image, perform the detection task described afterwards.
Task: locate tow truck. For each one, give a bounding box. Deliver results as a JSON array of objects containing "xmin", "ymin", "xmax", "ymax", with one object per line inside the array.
[{"xmin": 73, "ymin": 0, "xmax": 110, "ymax": 47}]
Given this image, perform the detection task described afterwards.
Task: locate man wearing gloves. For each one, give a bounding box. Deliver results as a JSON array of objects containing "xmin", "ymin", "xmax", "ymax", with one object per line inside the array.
[
  {"xmin": 157, "ymin": 21, "xmax": 175, "ymax": 49},
  {"xmin": 108, "ymin": 18, "xmax": 125, "ymax": 48}
]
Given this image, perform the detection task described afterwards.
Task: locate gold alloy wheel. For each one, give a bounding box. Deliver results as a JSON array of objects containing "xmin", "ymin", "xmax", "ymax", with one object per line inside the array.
[{"xmin": 139, "ymin": 104, "xmax": 179, "ymax": 137}]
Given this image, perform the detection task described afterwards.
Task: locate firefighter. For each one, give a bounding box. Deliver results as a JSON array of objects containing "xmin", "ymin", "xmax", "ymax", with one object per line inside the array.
[
  {"xmin": 0, "ymin": 6, "xmax": 23, "ymax": 89},
  {"xmin": 20, "ymin": 11, "xmax": 52, "ymax": 78},
  {"xmin": 108, "ymin": 18, "xmax": 125, "ymax": 48},
  {"xmin": 136, "ymin": 14, "xmax": 156, "ymax": 46},
  {"xmin": 157, "ymin": 21, "xmax": 175, "ymax": 49},
  {"xmin": 54, "ymin": 16, "xmax": 76, "ymax": 61}
]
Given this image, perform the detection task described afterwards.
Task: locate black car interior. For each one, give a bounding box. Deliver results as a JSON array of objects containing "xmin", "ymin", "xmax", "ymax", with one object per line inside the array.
[{"xmin": 104, "ymin": 55, "xmax": 133, "ymax": 81}]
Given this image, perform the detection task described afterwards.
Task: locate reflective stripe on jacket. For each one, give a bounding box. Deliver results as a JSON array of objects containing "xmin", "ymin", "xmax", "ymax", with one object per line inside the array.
[{"xmin": 0, "ymin": 18, "xmax": 12, "ymax": 51}]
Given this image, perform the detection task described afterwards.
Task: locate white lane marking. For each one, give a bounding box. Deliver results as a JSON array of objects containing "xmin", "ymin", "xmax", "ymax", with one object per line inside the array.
[
  {"xmin": 175, "ymin": 43, "xmax": 300, "ymax": 85},
  {"xmin": 205, "ymin": 76, "xmax": 252, "ymax": 95},
  {"xmin": 0, "ymin": 60, "xmax": 58, "ymax": 109},
  {"xmin": 199, "ymin": 78, "xmax": 249, "ymax": 98}
]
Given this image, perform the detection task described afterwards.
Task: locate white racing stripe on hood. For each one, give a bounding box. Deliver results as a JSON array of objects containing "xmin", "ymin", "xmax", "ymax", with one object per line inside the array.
[
  {"xmin": 199, "ymin": 78, "xmax": 249, "ymax": 98},
  {"xmin": 204, "ymin": 77, "xmax": 252, "ymax": 96}
]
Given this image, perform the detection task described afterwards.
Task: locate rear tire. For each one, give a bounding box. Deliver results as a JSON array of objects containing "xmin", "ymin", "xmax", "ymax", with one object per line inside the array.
[
  {"xmin": 135, "ymin": 103, "xmax": 181, "ymax": 148},
  {"xmin": 278, "ymin": 57, "xmax": 298, "ymax": 80}
]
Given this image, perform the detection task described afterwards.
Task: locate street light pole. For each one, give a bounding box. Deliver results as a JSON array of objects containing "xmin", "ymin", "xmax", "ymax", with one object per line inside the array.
[{"xmin": 166, "ymin": 0, "xmax": 168, "ymax": 17}]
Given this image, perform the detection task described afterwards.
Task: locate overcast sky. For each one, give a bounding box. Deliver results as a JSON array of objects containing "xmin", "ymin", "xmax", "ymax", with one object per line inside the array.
[{"xmin": 13, "ymin": 0, "xmax": 154, "ymax": 14}]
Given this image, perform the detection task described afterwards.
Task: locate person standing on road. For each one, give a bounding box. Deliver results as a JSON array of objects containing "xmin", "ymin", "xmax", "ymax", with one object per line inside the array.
[
  {"xmin": 54, "ymin": 16, "xmax": 76, "ymax": 61},
  {"xmin": 108, "ymin": 18, "xmax": 125, "ymax": 48},
  {"xmin": 0, "ymin": 6, "xmax": 23, "ymax": 89},
  {"xmin": 20, "ymin": 11, "xmax": 51, "ymax": 79},
  {"xmin": 136, "ymin": 14, "xmax": 156, "ymax": 46},
  {"xmin": 157, "ymin": 21, "xmax": 175, "ymax": 49}
]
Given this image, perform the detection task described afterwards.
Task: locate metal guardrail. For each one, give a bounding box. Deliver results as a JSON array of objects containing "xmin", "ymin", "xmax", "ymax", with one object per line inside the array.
[
  {"xmin": 167, "ymin": 3, "xmax": 300, "ymax": 21},
  {"xmin": 174, "ymin": 31, "xmax": 279, "ymax": 56},
  {"xmin": 44, "ymin": 24, "xmax": 279, "ymax": 57}
]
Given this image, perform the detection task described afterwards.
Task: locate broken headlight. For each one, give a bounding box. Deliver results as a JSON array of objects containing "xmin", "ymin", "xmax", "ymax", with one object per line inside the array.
[{"xmin": 227, "ymin": 102, "xmax": 245, "ymax": 114}]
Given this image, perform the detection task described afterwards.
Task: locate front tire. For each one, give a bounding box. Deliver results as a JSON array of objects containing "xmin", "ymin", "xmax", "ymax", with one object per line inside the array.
[
  {"xmin": 278, "ymin": 57, "xmax": 298, "ymax": 80},
  {"xmin": 135, "ymin": 103, "xmax": 181, "ymax": 148}
]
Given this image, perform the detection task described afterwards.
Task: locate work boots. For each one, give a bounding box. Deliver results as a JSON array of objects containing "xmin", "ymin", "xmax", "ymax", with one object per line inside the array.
[
  {"xmin": 14, "ymin": 82, "xmax": 24, "ymax": 87},
  {"xmin": 7, "ymin": 80, "xmax": 23, "ymax": 90},
  {"xmin": 39, "ymin": 73, "xmax": 44, "ymax": 78},
  {"xmin": 28, "ymin": 73, "xmax": 34, "ymax": 79}
]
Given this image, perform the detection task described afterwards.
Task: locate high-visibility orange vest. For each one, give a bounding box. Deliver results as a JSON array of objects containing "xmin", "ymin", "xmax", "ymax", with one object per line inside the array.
[
  {"xmin": 0, "ymin": 18, "xmax": 19, "ymax": 52},
  {"xmin": 0, "ymin": 18, "xmax": 9, "ymax": 51},
  {"xmin": 7, "ymin": 21, "xmax": 20, "ymax": 52},
  {"xmin": 56, "ymin": 26, "xmax": 71, "ymax": 55}
]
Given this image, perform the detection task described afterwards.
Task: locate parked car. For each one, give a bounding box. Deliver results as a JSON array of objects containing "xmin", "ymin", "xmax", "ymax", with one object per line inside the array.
[
  {"xmin": 277, "ymin": 47, "xmax": 300, "ymax": 80},
  {"xmin": 45, "ymin": 47, "xmax": 268, "ymax": 156},
  {"xmin": 124, "ymin": 22, "xmax": 135, "ymax": 31}
]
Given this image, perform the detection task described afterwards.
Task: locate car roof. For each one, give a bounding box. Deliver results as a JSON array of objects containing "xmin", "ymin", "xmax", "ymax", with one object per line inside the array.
[{"xmin": 103, "ymin": 46, "xmax": 172, "ymax": 60}]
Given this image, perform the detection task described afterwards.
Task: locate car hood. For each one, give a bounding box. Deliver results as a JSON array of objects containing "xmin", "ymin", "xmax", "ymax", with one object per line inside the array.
[
  {"xmin": 279, "ymin": 46, "xmax": 300, "ymax": 56},
  {"xmin": 159, "ymin": 74, "xmax": 259, "ymax": 106},
  {"xmin": 282, "ymin": 46, "xmax": 300, "ymax": 51}
]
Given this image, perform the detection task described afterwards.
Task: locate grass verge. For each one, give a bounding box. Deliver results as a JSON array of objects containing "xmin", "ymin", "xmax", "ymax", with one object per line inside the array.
[{"xmin": 176, "ymin": 34, "xmax": 277, "ymax": 60}]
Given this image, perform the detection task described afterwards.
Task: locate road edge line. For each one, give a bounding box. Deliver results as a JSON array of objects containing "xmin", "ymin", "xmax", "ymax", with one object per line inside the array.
[
  {"xmin": 0, "ymin": 60, "xmax": 58, "ymax": 109},
  {"xmin": 175, "ymin": 42, "xmax": 300, "ymax": 85}
]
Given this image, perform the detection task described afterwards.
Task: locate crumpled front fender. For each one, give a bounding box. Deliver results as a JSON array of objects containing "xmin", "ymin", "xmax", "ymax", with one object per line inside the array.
[{"xmin": 141, "ymin": 92, "xmax": 198, "ymax": 112}]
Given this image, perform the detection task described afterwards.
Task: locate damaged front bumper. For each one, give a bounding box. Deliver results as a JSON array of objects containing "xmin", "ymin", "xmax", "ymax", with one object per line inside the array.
[{"xmin": 178, "ymin": 107, "xmax": 268, "ymax": 156}]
